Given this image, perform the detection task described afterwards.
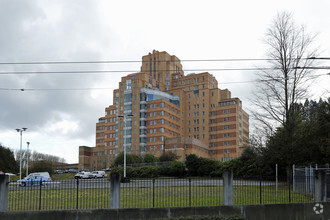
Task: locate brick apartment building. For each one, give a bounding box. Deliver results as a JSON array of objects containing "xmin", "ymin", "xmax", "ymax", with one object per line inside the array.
[{"xmin": 79, "ymin": 50, "xmax": 249, "ymax": 171}]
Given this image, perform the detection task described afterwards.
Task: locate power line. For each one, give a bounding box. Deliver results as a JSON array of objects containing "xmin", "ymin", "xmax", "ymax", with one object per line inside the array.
[
  {"xmin": 0, "ymin": 57, "xmax": 320, "ymax": 65},
  {"xmin": 0, "ymin": 67, "xmax": 285, "ymax": 75},
  {"xmin": 0, "ymin": 87, "xmax": 116, "ymax": 91},
  {"xmin": 1, "ymin": 66, "xmax": 329, "ymax": 75}
]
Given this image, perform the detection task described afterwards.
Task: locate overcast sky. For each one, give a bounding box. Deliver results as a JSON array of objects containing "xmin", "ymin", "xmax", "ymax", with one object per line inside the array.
[{"xmin": 0, "ymin": 0, "xmax": 329, "ymax": 164}]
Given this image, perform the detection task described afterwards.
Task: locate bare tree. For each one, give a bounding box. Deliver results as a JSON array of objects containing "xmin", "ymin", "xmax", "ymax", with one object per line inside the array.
[
  {"xmin": 14, "ymin": 150, "xmax": 66, "ymax": 167},
  {"xmin": 251, "ymin": 12, "xmax": 319, "ymax": 171},
  {"xmin": 252, "ymin": 11, "xmax": 318, "ymax": 135}
]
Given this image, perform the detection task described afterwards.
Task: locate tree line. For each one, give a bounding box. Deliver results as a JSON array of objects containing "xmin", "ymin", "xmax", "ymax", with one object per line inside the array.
[{"xmin": 0, "ymin": 143, "xmax": 66, "ymax": 174}]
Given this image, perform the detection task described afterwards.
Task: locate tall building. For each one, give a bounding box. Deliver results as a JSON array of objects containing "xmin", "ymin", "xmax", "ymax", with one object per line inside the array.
[{"xmin": 79, "ymin": 50, "xmax": 249, "ymax": 171}]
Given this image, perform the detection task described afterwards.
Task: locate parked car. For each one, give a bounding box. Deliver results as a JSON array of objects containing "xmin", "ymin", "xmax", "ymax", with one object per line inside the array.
[
  {"xmin": 74, "ymin": 171, "xmax": 91, "ymax": 179},
  {"xmin": 18, "ymin": 175, "xmax": 52, "ymax": 187},
  {"xmin": 89, "ymin": 171, "xmax": 107, "ymax": 178},
  {"xmin": 55, "ymin": 170, "xmax": 64, "ymax": 174},
  {"xmin": 68, "ymin": 169, "xmax": 78, "ymax": 173}
]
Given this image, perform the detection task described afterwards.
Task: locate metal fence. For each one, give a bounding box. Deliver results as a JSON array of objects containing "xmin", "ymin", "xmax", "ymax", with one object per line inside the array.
[
  {"xmin": 233, "ymin": 176, "xmax": 314, "ymax": 205},
  {"xmin": 121, "ymin": 178, "xmax": 222, "ymax": 208},
  {"xmin": 8, "ymin": 176, "xmax": 315, "ymax": 211},
  {"xmin": 8, "ymin": 179, "xmax": 110, "ymax": 211}
]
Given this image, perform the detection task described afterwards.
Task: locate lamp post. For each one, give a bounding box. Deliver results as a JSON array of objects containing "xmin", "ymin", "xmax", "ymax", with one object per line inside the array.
[
  {"xmin": 118, "ymin": 114, "xmax": 133, "ymax": 178},
  {"xmin": 26, "ymin": 142, "xmax": 30, "ymax": 177},
  {"xmin": 16, "ymin": 128, "xmax": 27, "ymax": 180}
]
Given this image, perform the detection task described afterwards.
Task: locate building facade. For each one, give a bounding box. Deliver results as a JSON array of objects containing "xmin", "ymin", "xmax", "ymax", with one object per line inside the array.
[{"xmin": 79, "ymin": 50, "xmax": 249, "ymax": 171}]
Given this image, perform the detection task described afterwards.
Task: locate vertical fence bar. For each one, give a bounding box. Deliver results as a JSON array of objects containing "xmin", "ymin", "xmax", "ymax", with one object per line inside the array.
[
  {"xmin": 310, "ymin": 165, "xmax": 313, "ymax": 195},
  {"xmin": 76, "ymin": 178, "xmax": 79, "ymax": 209},
  {"xmin": 276, "ymin": 164, "xmax": 278, "ymax": 201},
  {"xmin": 152, "ymin": 178, "xmax": 155, "ymax": 208},
  {"xmin": 288, "ymin": 174, "xmax": 291, "ymax": 203},
  {"xmin": 189, "ymin": 178, "xmax": 191, "ymax": 206},
  {"xmin": 259, "ymin": 175, "xmax": 262, "ymax": 204},
  {"xmin": 305, "ymin": 166, "xmax": 308, "ymax": 194},
  {"xmin": 39, "ymin": 180, "xmax": 42, "ymax": 210}
]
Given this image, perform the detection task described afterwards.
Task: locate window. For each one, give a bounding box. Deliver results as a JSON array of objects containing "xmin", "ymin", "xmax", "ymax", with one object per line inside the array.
[{"xmin": 160, "ymin": 102, "xmax": 165, "ymax": 107}]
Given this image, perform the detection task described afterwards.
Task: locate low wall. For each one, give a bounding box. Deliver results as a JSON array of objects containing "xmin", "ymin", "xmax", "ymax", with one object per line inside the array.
[{"xmin": 1, "ymin": 202, "xmax": 329, "ymax": 220}]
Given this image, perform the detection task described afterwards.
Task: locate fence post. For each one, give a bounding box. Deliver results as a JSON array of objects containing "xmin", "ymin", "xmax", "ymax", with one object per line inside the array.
[
  {"xmin": 314, "ymin": 170, "xmax": 327, "ymax": 202},
  {"xmin": 292, "ymin": 164, "xmax": 295, "ymax": 192},
  {"xmin": 276, "ymin": 164, "xmax": 278, "ymax": 200},
  {"xmin": 223, "ymin": 170, "xmax": 233, "ymax": 206},
  {"xmin": 110, "ymin": 173, "xmax": 121, "ymax": 209},
  {"xmin": 0, "ymin": 174, "xmax": 9, "ymax": 212}
]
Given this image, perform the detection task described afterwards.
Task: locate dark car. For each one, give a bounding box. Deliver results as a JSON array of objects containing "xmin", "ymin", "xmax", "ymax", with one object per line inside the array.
[{"xmin": 68, "ymin": 169, "xmax": 78, "ymax": 173}]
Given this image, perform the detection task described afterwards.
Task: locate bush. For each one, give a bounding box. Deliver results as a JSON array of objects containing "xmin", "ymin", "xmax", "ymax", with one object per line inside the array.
[
  {"xmin": 114, "ymin": 152, "xmax": 143, "ymax": 166},
  {"xmin": 143, "ymin": 154, "xmax": 159, "ymax": 163},
  {"xmin": 30, "ymin": 161, "xmax": 54, "ymax": 175},
  {"xmin": 197, "ymin": 158, "xmax": 220, "ymax": 177},
  {"xmin": 137, "ymin": 166, "xmax": 159, "ymax": 178},
  {"xmin": 159, "ymin": 152, "xmax": 179, "ymax": 162},
  {"xmin": 169, "ymin": 161, "xmax": 186, "ymax": 177},
  {"xmin": 158, "ymin": 162, "xmax": 171, "ymax": 176},
  {"xmin": 185, "ymin": 154, "xmax": 200, "ymax": 176}
]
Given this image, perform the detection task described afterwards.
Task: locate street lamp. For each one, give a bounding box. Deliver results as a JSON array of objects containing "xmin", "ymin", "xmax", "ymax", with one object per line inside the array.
[
  {"xmin": 118, "ymin": 114, "xmax": 133, "ymax": 178},
  {"xmin": 26, "ymin": 142, "xmax": 30, "ymax": 177},
  {"xmin": 16, "ymin": 128, "xmax": 27, "ymax": 180}
]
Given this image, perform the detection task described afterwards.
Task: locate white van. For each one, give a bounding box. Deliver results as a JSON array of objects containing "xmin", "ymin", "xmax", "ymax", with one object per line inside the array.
[
  {"xmin": 75, "ymin": 171, "xmax": 90, "ymax": 179},
  {"xmin": 26, "ymin": 172, "xmax": 50, "ymax": 179},
  {"xmin": 89, "ymin": 171, "xmax": 107, "ymax": 178}
]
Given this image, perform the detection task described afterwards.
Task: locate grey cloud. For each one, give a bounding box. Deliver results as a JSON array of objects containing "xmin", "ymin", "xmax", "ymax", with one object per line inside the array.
[{"xmin": 0, "ymin": 1, "xmax": 122, "ymax": 141}]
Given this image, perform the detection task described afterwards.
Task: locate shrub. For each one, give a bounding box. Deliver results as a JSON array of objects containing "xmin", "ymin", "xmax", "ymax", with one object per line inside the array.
[
  {"xmin": 158, "ymin": 163, "xmax": 171, "ymax": 176},
  {"xmin": 30, "ymin": 161, "xmax": 54, "ymax": 175},
  {"xmin": 143, "ymin": 154, "xmax": 159, "ymax": 163},
  {"xmin": 159, "ymin": 152, "xmax": 179, "ymax": 162},
  {"xmin": 185, "ymin": 154, "xmax": 200, "ymax": 176},
  {"xmin": 113, "ymin": 152, "xmax": 143, "ymax": 166},
  {"xmin": 137, "ymin": 166, "xmax": 158, "ymax": 178},
  {"xmin": 197, "ymin": 158, "xmax": 220, "ymax": 177},
  {"xmin": 169, "ymin": 161, "xmax": 186, "ymax": 177}
]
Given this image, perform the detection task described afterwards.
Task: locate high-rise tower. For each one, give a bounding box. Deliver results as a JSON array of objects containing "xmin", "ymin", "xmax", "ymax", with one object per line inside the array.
[{"xmin": 79, "ymin": 50, "xmax": 249, "ymax": 171}]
